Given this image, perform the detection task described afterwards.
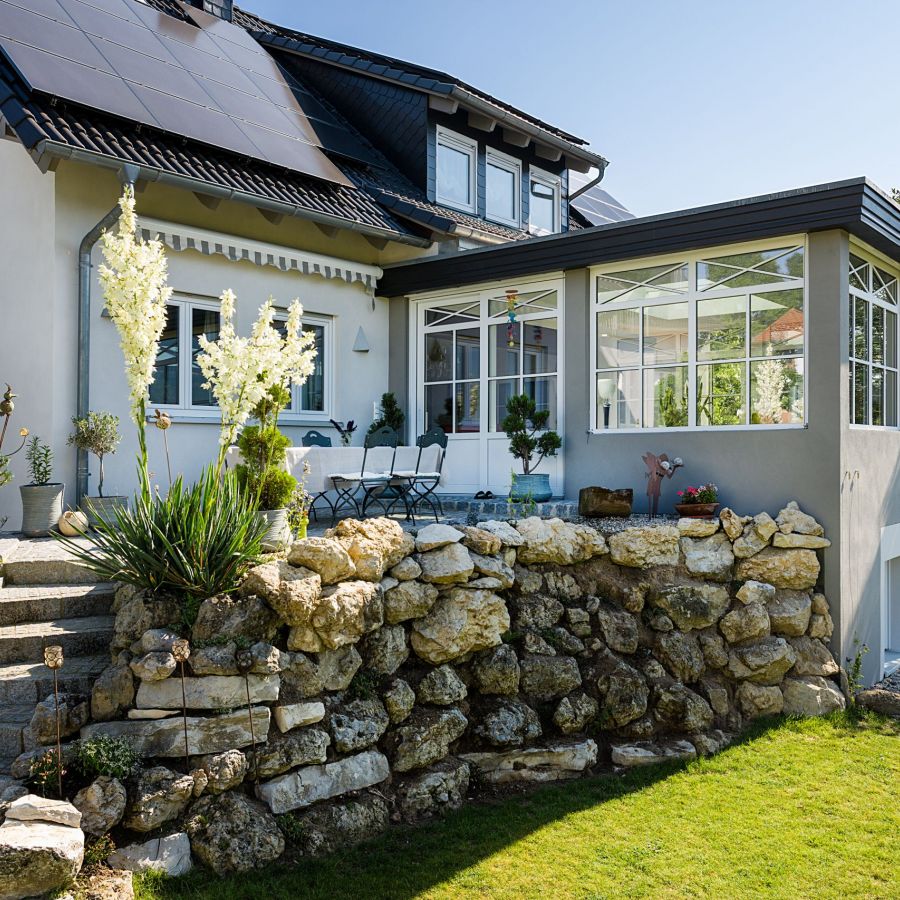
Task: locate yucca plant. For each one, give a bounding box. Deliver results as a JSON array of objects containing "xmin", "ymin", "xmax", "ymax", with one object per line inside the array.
[{"xmin": 58, "ymin": 465, "xmax": 266, "ymax": 612}]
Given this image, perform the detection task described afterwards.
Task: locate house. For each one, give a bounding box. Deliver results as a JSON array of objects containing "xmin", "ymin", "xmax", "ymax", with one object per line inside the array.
[{"xmin": 0, "ymin": 1, "xmax": 897, "ymax": 686}]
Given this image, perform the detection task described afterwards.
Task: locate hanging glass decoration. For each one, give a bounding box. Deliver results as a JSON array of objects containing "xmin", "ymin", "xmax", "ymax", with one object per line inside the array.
[{"xmin": 505, "ymin": 289, "xmax": 518, "ymax": 348}]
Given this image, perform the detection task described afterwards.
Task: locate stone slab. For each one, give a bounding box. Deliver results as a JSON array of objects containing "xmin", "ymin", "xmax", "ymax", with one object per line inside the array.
[
  {"xmin": 460, "ymin": 740, "xmax": 597, "ymax": 784},
  {"xmin": 136, "ymin": 674, "xmax": 279, "ymax": 710},
  {"xmin": 107, "ymin": 832, "xmax": 192, "ymax": 877},
  {"xmin": 273, "ymin": 702, "xmax": 326, "ymax": 733}
]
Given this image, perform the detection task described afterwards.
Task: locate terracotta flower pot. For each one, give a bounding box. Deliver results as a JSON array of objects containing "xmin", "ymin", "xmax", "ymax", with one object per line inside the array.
[{"xmin": 674, "ymin": 502, "xmax": 720, "ymax": 518}]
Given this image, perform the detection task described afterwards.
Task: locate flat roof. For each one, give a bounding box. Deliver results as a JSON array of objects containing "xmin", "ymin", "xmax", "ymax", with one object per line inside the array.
[{"xmin": 379, "ymin": 178, "xmax": 900, "ymax": 295}]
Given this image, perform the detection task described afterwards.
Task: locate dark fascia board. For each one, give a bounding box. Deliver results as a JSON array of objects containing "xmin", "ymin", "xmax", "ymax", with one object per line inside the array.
[{"xmin": 379, "ymin": 178, "xmax": 900, "ymax": 296}]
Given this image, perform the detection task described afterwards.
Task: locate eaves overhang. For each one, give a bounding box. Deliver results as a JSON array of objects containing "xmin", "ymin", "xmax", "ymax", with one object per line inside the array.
[{"xmin": 378, "ymin": 178, "xmax": 900, "ymax": 296}]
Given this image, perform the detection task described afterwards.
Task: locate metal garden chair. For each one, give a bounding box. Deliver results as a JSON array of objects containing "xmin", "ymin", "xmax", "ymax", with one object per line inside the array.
[
  {"xmin": 300, "ymin": 430, "xmax": 334, "ymax": 521},
  {"xmin": 390, "ymin": 426, "xmax": 448, "ymax": 523},
  {"xmin": 329, "ymin": 426, "xmax": 398, "ymax": 519}
]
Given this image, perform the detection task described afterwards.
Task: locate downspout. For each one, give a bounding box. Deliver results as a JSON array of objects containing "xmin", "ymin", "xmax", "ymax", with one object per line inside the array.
[
  {"xmin": 569, "ymin": 162, "xmax": 609, "ymax": 203},
  {"xmin": 76, "ymin": 164, "xmax": 139, "ymax": 503}
]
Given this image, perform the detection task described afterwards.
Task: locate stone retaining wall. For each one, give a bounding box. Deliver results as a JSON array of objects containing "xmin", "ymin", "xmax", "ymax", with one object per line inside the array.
[{"xmin": 11, "ymin": 504, "xmax": 844, "ymax": 877}]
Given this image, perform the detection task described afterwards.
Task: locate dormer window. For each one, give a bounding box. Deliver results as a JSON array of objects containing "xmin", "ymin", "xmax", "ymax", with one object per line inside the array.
[
  {"xmin": 529, "ymin": 167, "xmax": 561, "ymax": 235},
  {"xmin": 486, "ymin": 149, "xmax": 521, "ymax": 228},
  {"xmin": 436, "ymin": 127, "xmax": 477, "ymax": 214}
]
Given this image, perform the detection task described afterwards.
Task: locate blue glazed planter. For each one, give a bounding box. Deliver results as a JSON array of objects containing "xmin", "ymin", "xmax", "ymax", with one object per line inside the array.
[{"xmin": 509, "ymin": 473, "xmax": 552, "ymax": 502}]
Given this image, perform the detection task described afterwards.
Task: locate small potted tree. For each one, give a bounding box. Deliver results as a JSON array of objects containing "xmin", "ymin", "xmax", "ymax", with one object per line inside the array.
[
  {"xmin": 68, "ymin": 411, "xmax": 125, "ymax": 527},
  {"xmin": 368, "ymin": 391, "xmax": 405, "ymax": 441},
  {"xmin": 235, "ymin": 386, "xmax": 297, "ymax": 550},
  {"xmin": 20, "ymin": 436, "xmax": 64, "ymax": 536},
  {"xmin": 501, "ymin": 393, "xmax": 561, "ymax": 502}
]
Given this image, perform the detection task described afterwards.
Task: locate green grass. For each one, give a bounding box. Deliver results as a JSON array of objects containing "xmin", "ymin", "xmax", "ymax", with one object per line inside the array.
[{"xmin": 135, "ymin": 713, "xmax": 899, "ymax": 900}]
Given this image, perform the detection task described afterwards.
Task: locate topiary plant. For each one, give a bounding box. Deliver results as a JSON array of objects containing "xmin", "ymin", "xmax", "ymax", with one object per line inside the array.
[
  {"xmin": 368, "ymin": 391, "xmax": 405, "ymax": 438},
  {"xmin": 500, "ymin": 393, "xmax": 561, "ymax": 475},
  {"xmin": 68, "ymin": 411, "xmax": 121, "ymax": 497}
]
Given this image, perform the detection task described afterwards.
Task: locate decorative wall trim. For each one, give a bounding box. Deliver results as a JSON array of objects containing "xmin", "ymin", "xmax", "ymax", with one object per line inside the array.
[{"xmin": 138, "ymin": 217, "xmax": 383, "ymax": 293}]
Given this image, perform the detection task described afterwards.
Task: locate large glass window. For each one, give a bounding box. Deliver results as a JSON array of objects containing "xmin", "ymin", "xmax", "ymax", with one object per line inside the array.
[
  {"xmin": 849, "ymin": 250, "xmax": 898, "ymax": 426},
  {"xmin": 486, "ymin": 150, "xmax": 521, "ymax": 228},
  {"xmin": 423, "ymin": 323, "xmax": 481, "ymax": 434},
  {"xmin": 274, "ymin": 315, "xmax": 332, "ymax": 417},
  {"xmin": 528, "ymin": 167, "xmax": 561, "ymax": 235},
  {"xmin": 592, "ymin": 244, "xmax": 806, "ymax": 429},
  {"xmin": 436, "ymin": 127, "xmax": 476, "ymax": 214}
]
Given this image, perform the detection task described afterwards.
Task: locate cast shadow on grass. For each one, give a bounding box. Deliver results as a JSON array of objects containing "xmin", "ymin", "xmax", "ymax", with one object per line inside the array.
[{"xmin": 135, "ymin": 711, "xmax": 897, "ymax": 900}]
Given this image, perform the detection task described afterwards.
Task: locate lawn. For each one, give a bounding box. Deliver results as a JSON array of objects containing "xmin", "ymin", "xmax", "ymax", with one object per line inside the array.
[{"xmin": 135, "ymin": 712, "xmax": 899, "ymax": 900}]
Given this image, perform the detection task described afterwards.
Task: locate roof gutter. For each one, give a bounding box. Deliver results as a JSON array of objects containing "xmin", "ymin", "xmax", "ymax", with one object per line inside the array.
[
  {"xmin": 569, "ymin": 166, "xmax": 606, "ymax": 203},
  {"xmin": 33, "ymin": 140, "xmax": 432, "ymax": 249}
]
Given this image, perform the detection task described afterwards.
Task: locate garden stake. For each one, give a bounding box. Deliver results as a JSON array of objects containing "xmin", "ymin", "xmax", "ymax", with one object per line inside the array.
[
  {"xmin": 236, "ymin": 649, "xmax": 260, "ymax": 784},
  {"xmin": 43, "ymin": 645, "xmax": 64, "ymax": 798},
  {"xmin": 153, "ymin": 409, "xmax": 173, "ymax": 488},
  {"xmin": 172, "ymin": 639, "xmax": 191, "ymax": 769}
]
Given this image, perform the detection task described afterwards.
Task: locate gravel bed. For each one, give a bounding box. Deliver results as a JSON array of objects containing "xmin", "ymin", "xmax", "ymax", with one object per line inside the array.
[
  {"xmin": 873, "ymin": 670, "xmax": 900, "ymax": 693},
  {"xmin": 568, "ymin": 513, "xmax": 679, "ymax": 535}
]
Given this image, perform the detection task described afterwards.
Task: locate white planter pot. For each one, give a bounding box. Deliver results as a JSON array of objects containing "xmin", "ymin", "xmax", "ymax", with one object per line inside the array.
[{"xmin": 258, "ymin": 508, "xmax": 290, "ymax": 551}]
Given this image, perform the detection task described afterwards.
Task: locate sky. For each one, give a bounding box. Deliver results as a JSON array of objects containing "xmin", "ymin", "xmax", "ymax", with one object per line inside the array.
[{"xmin": 244, "ymin": 0, "xmax": 900, "ymax": 218}]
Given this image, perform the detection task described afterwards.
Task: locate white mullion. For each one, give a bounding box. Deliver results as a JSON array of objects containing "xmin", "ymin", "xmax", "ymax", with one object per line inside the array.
[{"xmin": 688, "ymin": 262, "xmax": 698, "ymax": 428}]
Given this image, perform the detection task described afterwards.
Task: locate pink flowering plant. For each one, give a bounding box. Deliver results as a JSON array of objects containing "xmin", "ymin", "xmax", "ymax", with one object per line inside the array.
[{"xmin": 677, "ymin": 483, "xmax": 719, "ymax": 505}]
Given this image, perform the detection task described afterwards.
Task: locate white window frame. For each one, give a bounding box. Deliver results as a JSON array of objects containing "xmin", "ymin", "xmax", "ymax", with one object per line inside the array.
[
  {"xmin": 435, "ymin": 126, "xmax": 477, "ymax": 214},
  {"xmin": 848, "ymin": 243, "xmax": 899, "ymax": 429},
  {"xmin": 588, "ymin": 236, "xmax": 809, "ymax": 433},
  {"xmin": 273, "ymin": 311, "xmax": 335, "ymax": 423},
  {"xmin": 528, "ymin": 165, "xmax": 561, "ymax": 235},
  {"xmin": 485, "ymin": 148, "xmax": 521, "ymax": 228},
  {"xmin": 150, "ymin": 294, "xmax": 221, "ymax": 418}
]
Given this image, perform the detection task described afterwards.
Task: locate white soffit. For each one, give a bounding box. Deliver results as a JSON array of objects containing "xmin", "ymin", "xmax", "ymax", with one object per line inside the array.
[{"xmin": 138, "ymin": 217, "xmax": 383, "ymax": 292}]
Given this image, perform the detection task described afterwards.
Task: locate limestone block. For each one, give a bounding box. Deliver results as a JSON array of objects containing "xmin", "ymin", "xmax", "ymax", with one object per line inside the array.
[
  {"xmin": 274, "ymin": 702, "xmax": 326, "ymax": 733},
  {"xmin": 460, "ymin": 739, "xmax": 597, "ymax": 783},
  {"xmin": 610, "ymin": 739, "xmax": 696, "ymax": 768},
  {"xmin": 287, "ymin": 538, "xmax": 355, "ymax": 584},
  {"xmin": 781, "ymin": 676, "xmax": 845, "ymax": 716},
  {"xmin": 680, "ymin": 533, "xmax": 734, "ymax": 582},
  {"xmin": 514, "ymin": 517, "xmax": 607, "ymax": 565},
  {"xmin": 0, "ymin": 818, "xmax": 84, "ymax": 900},
  {"xmin": 735, "ymin": 548, "xmax": 820, "ymax": 590},
  {"xmin": 651, "ymin": 583, "xmax": 730, "ymax": 630},
  {"xmin": 415, "ymin": 523, "xmax": 463, "ymax": 551},
  {"xmin": 136, "ymin": 674, "xmax": 279, "ymax": 710},
  {"xmin": 107, "ymin": 832, "xmax": 192, "ymax": 877},
  {"xmin": 416, "ymin": 543, "xmax": 474, "ymax": 584}
]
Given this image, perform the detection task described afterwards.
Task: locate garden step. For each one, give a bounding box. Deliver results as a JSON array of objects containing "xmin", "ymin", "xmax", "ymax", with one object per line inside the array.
[
  {"xmin": 0, "ymin": 703, "xmax": 35, "ymax": 759},
  {"xmin": 0, "ymin": 654, "xmax": 109, "ymax": 706},
  {"xmin": 0, "ymin": 616, "xmax": 115, "ymax": 665},
  {"xmin": 0, "ymin": 583, "xmax": 116, "ymax": 627},
  {"xmin": 1, "ymin": 536, "xmax": 99, "ymax": 585}
]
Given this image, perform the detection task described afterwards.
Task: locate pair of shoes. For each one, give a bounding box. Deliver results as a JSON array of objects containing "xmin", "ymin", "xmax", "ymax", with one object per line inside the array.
[{"xmin": 473, "ymin": 490, "xmax": 495, "ymax": 500}]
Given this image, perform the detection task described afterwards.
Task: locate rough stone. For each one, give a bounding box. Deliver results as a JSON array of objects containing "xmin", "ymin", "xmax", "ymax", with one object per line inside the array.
[
  {"xmin": 776, "ymin": 501, "xmax": 824, "ymax": 536},
  {"xmin": 781, "ymin": 676, "xmax": 846, "ymax": 715},
  {"xmin": 187, "ymin": 791, "xmax": 284, "ymax": 874},
  {"xmin": 553, "ymin": 692, "xmax": 599, "ymax": 734},
  {"xmin": 190, "ymin": 643, "xmax": 238, "ymax": 676},
  {"xmin": 677, "ymin": 518, "xmax": 720, "ymax": 538},
  {"xmin": 732, "ymin": 512, "xmax": 778, "ymax": 558},
  {"xmin": 698, "ymin": 632, "xmax": 729, "ymax": 669},
  {"xmin": 772, "ymin": 533, "xmax": 831, "ymax": 549},
  {"xmin": 610, "ymin": 739, "xmax": 697, "ymax": 768},
  {"xmin": 250, "ymin": 641, "xmax": 282, "ymax": 675},
  {"xmin": 767, "ymin": 591, "xmax": 812, "ymax": 637},
  {"xmin": 288, "ymin": 537, "xmax": 356, "ymax": 583},
  {"xmin": 329, "ymin": 700, "xmax": 390, "ymax": 753},
  {"xmin": 808, "ymin": 613, "xmax": 833, "ymax": 640},
  {"xmin": 417, "ymin": 543, "xmax": 474, "ymax": 584},
  {"xmin": 136, "ymin": 674, "xmax": 279, "ymax": 710},
  {"xmin": 415, "ymin": 523, "xmax": 463, "ymax": 551},
  {"xmin": 318, "ymin": 646, "xmax": 364, "ymax": 691},
  {"xmin": 256, "ymin": 750, "xmax": 390, "ymax": 814},
  {"xmin": 394, "ymin": 758, "xmax": 470, "ymax": 822},
  {"xmin": 129, "ymin": 651, "xmax": 176, "ymax": 683},
  {"xmin": 246, "ymin": 728, "xmax": 330, "ymax": 779},
  {"xmin": 72, "ymin": 777, "xmax": 126, "ymax": 835},
  {"xmin": 360, "ymin": 624, "xmax": 409, "ymax": 675},
  {"xmin": 727, "ymin": 637, "xmax": 797, "ymax": 685},
  {"xmin": 736, "ymin": 682, "xmax": 784, "ymax": 718},
  {"xmin": 326, "ymin": 517, "xmax": 413, "ymax": 582},
  {"xmin": 680, "ymin": 533, "xmax": 735, "ymax": 582},
  {"xmin": 461, "ymin": 739, "xmax": 597, "ymax": 783},
  {"xmin": 856, "ymin": 688, "xmax": 900, "ymax": 717},
  {"xmin": 289, "ymin": 794, "xmax": 389, "ymax": 857},
  {"xmin": 789, "ymin": 636, "xmax": 840, "ymax": 677},
  {"xmin": 122, "ymin": 767, "xmax": 193, "ymax": 833},
  {"xmin": 579, "ymin": 486, "xmax": 633, "ymax": 518},
  {"xmin": 262, "ymin": 565, "xmax": 323, "ymax": 627},
  {"xmin": 719, "ymin": 601, "xmax": 770, "ymax": 644},
  {"xmin": 511, "ymin": 593, "xmax": 564, "ymax": 630},
  {"xmin": 460, "ymin": 525, "xmax": 502, "ymax": 555},
  {"xmin": 474, "ymin": 698, "xmax": 541, "ymax": 748},
  {"xmin": 29, "ymin": 693, "xmax": 90, "ymax": 745},
  {"xmin": 596, "ymin": 660, "xmax": 649, "ymax": 727},
  {"xmin": 608, "ymin": 526, "xmax": 680, "ymax": 568},
  {"xmin": 199, "ymin": 749, "xmax": 248, "ymax": 794},
  {"xmin": 90, "ymin": 665, "xmax": 135, "ymax": 722},
  {"xmin": 472, "ymin": 645, "xmax": 520, "ymax": 695},
  {"xmin": 475, "ymin": 519, "xmax": 525, "ymax": 546},
  {"xmin": 192, "ymin": 594, "xmax": 278, "ymax": 644},
  {"xmin": 735, "ymin": 548, "xmax": 820, "ymax": 590},
  {"xmin": 81, "ymin": 707, "xmax": 271, "ymax": 757},
  {"xmin": 4, "ymin": 795, "xmax": 81, "ymax": 828},
  {"xmin": 417, "ymin": 665, "xmax": 467, "ymax": 705},
  {"xmin": 274, "ymin": 701, "xmax": 326, "ymax": 733},
  {"xmin": 596, "ymin": 602, "xmax": 638, "ymax": 654},
  {"xmin": 288, "ymin": 580, "xmax": 383, "ymax": 652},
  {"xmin": 111, "ymin": 589, "xmax": 179, "ymax": 654},
  {"xmin": 468, "ymin": 552, "xmax": 515, "ymax": 588},
  {"xmin": 699, "ymin": 674, "xmax": 731, "ymax": 718},
  {"xmin": 515, "ymin": 517, "xmax": 607, "ymax": 565},
  {"xmin": 411, "ymin": 587, "xmax": 509, "ymax": 664},
  {"xmin": 736, "ymin": 580, "xmax": 776, "ymax": 606},
  {"xmin": 523, "ymin": 632, "xmax": 556, "ymax": 656},
  {"xmin": 651, "ymin": 584, "xmax": 730, "ymax": 630},
  {"xmin": 384, "ymin": 580, "xmax": 439, "ymax": 624},
  {"xmin": 519, "ymin": 655, "xmax": 581, "ymax": 701},
  {"xmin": 654, "ymin": 631, "xmax": 704, "ymax": 683},
  {"xmin": 691, "ymin": 729, "xmax": 733, "ymax": 756},
  {"xmin": 654, "ymin": 684, "xmax": 714, "ymax": 732},
  {"xmin": 720, "ymin": 508, "xmax": 750, "ymax": 541},
  {"xmin": 107, "ymin": 832, "xmax": 192, "ymax": 877},
  {"xmin": 390, "ymin": 556, "xmax": 422, "ymax": 581},
  {"xmin": 389, "ymin": 708, "xmax": 468, "ymax": 772},
  {"xmin": 383, "ymin": 679, "xmax": 416, "ymax": 724},
  {"xmin": 0, "ymin": 817, "xmax": 84, "ymax": 900}
]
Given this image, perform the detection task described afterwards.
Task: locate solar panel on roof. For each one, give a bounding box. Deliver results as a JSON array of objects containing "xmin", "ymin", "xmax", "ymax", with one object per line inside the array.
[
  {"xmin": 570, "ymin": 171, "xmax": 635, "ymax": 227},
  {"xmin": 0, "ymin": 0, "xmax": 351, "ymax": 184}
]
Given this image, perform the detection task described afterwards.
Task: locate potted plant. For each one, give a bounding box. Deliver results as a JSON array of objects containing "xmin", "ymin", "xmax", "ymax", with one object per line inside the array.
[
  {"xmin": 501, "ymin": 393, "xmax": 561, "ymax": 503},
  {"xmin": 368, "ymin": 391, "xmax": 405, "ymax": 441},
  {"xmin": 235, "ymin": 386, "xmax": 297, "ymax": 550},
  {"xmin": 329, "ymin": 419, "xmax": 357, "ymax": 447},
  {"xmin": 68, "ymin": 411, "xmax": 125, "ymax": 527},
  {"xmin": 20, "ymin": 436, "xmax": 64, "ymax": 536},
  {"xmin": 674, "ymin": 483, "xmax": 720, "ymax": 518}
]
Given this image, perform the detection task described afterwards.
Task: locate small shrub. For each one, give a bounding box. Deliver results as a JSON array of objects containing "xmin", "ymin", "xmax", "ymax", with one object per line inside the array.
[
  {"xmin": 368, "ymin": 391, "xmax": 405, "ymax": 438},
  {"xmin": 277, "ymin": 812, "xmax": 306, "ymax": 845},
  {"xmin": 72, "ymin": 734, "xmax": 140, "ymax": 781},
  {"xmin": 346, "ymin": 670, "xmax": 379, "ymax": 701},
  {"xmin": 28, "ymin": 749, "xmax": 65, "ymax": 797},
  {"xmin": 25, "ymin": 435, "xmax": 53, "ymax": 485},
  {"xmin": 83, "ymin": 833, "xmax": 116, "ymax": 870},
  {"xmin": 235, "ymin": 425, "xmax": 296, "ymax": 510},
  {"xmin": 501, "ymin": 394, "xmax": 561, "ymax": 476},
  {"xmin": 67, "ymin": 411, "xmax": 121, "ymax": 498}
]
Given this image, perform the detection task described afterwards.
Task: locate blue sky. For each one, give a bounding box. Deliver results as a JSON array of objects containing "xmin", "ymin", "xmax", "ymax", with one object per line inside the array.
[{"xmin": 247, "ymin": 0, "xmax": 900, "ymax": 218}]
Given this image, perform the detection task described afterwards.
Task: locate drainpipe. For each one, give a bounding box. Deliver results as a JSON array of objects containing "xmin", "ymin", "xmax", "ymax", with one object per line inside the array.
[
  {"xmin": 76, "ymin": 164, "xmax": 139, "ymax": 503},
  {"xmin": 568, "ymin": 162, "xmax": 609, "ymax": 203}
]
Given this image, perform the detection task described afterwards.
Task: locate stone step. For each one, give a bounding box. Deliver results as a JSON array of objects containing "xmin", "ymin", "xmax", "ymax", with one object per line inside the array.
[
  {"xmin": 0, "ymin": 584, "xmax": 116, "ymax": 627},
  {"xmin": 1, "ymin": 536, "xmax": 99, "ymax": 586},
  {"xmin": 0, "ymin": 616, "xmax": 115, "ymax": 665},
  {"xmin": 0, "ymin": 704, "xmax": 34, "ymax": 759},
  {"xmin": 0, "ymin": 654, "xmax": 109, "ymax": 706}
]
